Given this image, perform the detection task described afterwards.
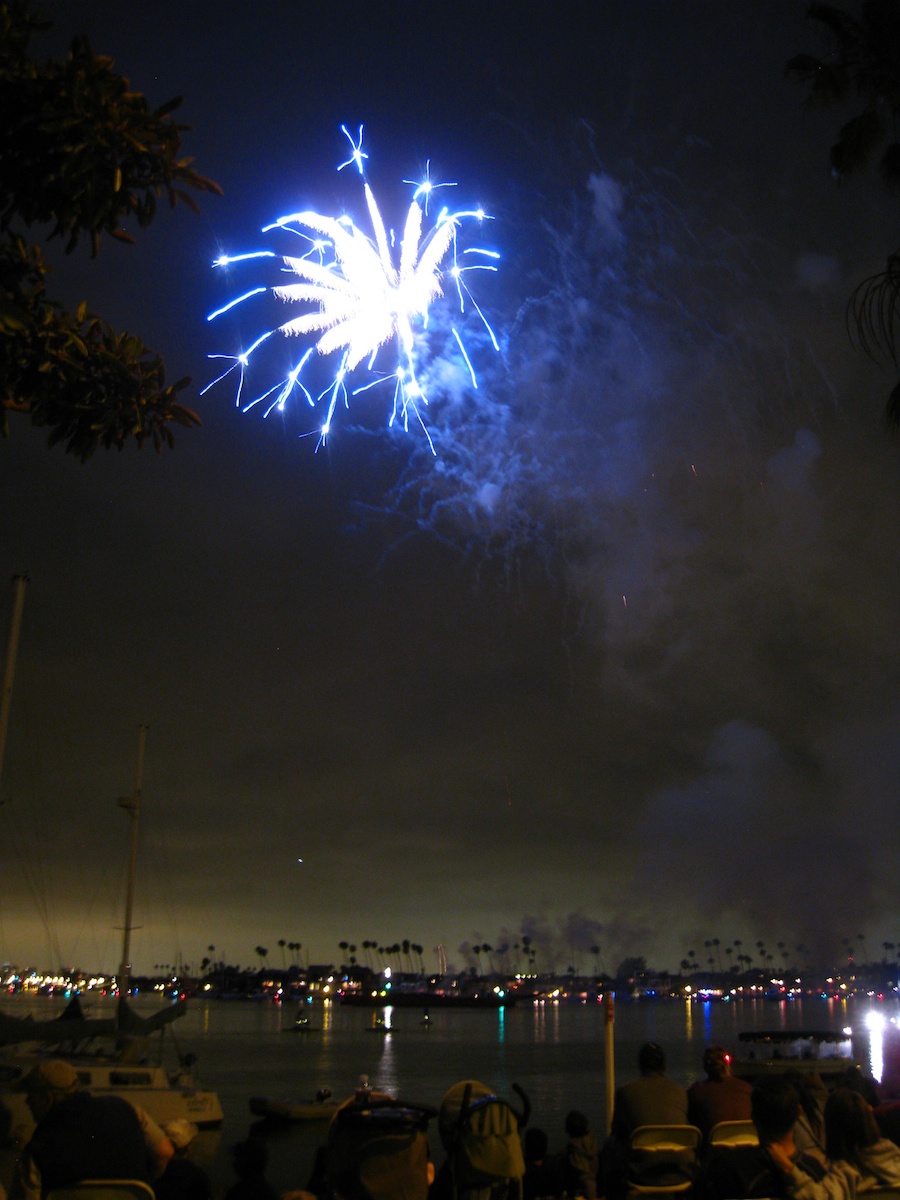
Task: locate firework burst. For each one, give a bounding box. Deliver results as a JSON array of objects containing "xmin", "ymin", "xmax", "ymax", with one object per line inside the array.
[{"xmin": 204, "ymin": 125, "xmax": 499, "ymax": 452}]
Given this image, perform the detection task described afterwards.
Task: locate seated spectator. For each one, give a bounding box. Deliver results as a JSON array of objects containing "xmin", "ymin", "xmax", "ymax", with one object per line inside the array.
[
  {"xmin": 611, "ymin": 1043, "xmax": 689, "ymax": 1140},
  {"xmin": 824, "ymin": 1087, "xmax": 900, "ymax": 1191},
  {"xmin": 155, "ymin": 1119, "xmax": 212, "ymax": 1200},
  {"xmin": 522, "ymin": 1127, "xmax": 565, "ymax": 1200},
  {"xmin": 9, "ymin": 1060, "xmax": 161, "ymax": 1200},
  {"xmin": 604, "ymin": 1042, "xmax": 689, "ymax": 1200},
  {"xmin": 785, "ymin": 1071, "xmax": 827, "ymax": 1164},
  {"xmin": 704, "ymin": 1075, "xmax": 852, "ymax": 1200},
  {"xmin": 562, "ymin": 1110, "xmax": 599, "ymax": 1200},
  {"xmin": 688, "ymin": 1045, "xmax": 752, "ymax": 1139},
  {"xmin": 834, "ymin": 1066, "xmax": 880, "ymax": 1107},
  {"xmin": 224, "ymin": 1137, "xmax": 278, "ymax": 1200}
]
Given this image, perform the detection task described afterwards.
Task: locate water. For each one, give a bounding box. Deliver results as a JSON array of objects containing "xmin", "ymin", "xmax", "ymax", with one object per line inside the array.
[{"xmin": 2, "ymin": 993, "xmax": 888, "ymax": 1196}]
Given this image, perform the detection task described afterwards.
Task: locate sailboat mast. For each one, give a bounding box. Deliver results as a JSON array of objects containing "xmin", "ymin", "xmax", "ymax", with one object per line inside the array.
[
  {"xmin": 0, "ymin": 575, "xmax": 28, "ymax": 804},
  {"xmin": 118, "ymin": 724, "xmax": 147, "ymax": 998}
]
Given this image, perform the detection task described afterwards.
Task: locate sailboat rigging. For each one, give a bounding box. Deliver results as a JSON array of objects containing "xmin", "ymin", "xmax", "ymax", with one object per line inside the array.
[{"xmin": 0, "ymin": 579, "xmax": 223, "ymax": 1130}]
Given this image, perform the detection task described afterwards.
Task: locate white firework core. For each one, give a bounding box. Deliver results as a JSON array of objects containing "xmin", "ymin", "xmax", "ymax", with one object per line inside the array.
[{"xmin": 205, "ymin": 124, "xmax": 499, "ymax": 453}]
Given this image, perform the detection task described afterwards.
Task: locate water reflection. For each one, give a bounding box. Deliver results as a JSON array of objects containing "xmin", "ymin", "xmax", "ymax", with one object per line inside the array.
[
  {"xmin": 3, "ymin": 990, "xmax": 895, "ymax": 1200},
  {"xmin": 532, "ymin": 999, "xmax": 562, "ymax": 1044},
  {"xmin": 867, "ymin": 1010, "xmax": 885, "ymax": 1083},
  {"xmin": 376, "ymin": 1006, "xmax": 398, "ymax": 1095}
]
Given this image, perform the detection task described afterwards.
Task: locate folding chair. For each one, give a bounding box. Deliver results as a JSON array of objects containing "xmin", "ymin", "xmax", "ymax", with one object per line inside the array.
[
  {"xmin": 708, "ymin": 1120, "xmax": 759, "ymax": 1148},
  {"xmin": 627, "ymin": 1124, "xmax": 702, "ymax": 1195}
]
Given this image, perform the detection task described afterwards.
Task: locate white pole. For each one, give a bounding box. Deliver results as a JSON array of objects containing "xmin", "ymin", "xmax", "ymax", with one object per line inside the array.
[
  {"xmin": 605, "ymin": 989, "xmax": 616, "ymax": 1133},
  {"xmin": 0, "ymin": 575, "xmax": 28, "ymax": 803}
]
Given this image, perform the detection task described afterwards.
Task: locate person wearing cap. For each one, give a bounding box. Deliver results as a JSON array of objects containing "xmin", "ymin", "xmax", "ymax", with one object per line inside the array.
[
  {"xmin": 154, "ymin": 1120, "xmax": 211, "ymax": 1200},
  {"xmin": 688, "ymin": 1045, "xmax": 752, "ymax": 1139},
  {"xmin": 9, "ymin": 1059, "xmax": 167, "ymax": 1200}
]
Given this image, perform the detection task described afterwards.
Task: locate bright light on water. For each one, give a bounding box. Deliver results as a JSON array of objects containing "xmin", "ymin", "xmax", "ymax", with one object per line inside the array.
[{"xmin": 865, "ymin": 1011, "xmax": 885, "ymax": 1081}]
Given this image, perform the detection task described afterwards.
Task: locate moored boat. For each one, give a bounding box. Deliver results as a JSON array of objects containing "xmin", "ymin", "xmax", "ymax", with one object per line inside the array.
[
  {"xmin": 0, "ymin": 995, "xmax": 224, "ymax": 1139},
  {"xmin": 0, "ymin": 704, "xmax": 223, "ymax": 1140},
  {"xmin": 0, "ymin": 1050, "xmax": 224, "ymax": 1138},
  {"xmin": 340, "ymin": 990, "xmax": 513, "ymax": 1009},
  {"xmin": 732, "ymin": 1028, "xmax": 861, "ymax": 1084},
  {"xmin": 249, "ymin": 1089, "xmax": 339, "ymax": 1123},
  {"xmin": 283, "ymin": 1014, "xmax": 320, "ymax": 1033}
]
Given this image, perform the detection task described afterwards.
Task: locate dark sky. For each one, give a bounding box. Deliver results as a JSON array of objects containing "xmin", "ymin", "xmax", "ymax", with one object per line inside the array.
[{"xmin": 1, "ymin": 1, "xmax": 898, "ymax": 980}]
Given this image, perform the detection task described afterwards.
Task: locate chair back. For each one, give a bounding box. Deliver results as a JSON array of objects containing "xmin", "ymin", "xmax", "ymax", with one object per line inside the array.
[
  {"xmin": 708, "ymin": 1120, "xmax": 759, "ymax": 1148},
  {"xmin": 47, "ymin": 1179, "xmax": 155, "ymax": 1200},
  {"xmin": 627, "ymin": 1125, "xmax": 702, "ymax": 1194}
]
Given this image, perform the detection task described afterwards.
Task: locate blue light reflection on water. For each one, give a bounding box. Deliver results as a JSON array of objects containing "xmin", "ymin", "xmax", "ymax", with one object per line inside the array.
[{"xmin": 2, "ymin": 993, "xmax": 891, "ymax": 1195}]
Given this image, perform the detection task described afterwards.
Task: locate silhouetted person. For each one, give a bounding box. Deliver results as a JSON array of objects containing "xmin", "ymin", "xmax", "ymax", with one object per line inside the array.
[
  {"xmin": 823, "ymin": 1088, "xmax": 900, "ymax": 1190},
  {"xmin": 10, "ymin": 1060, "xmax": 160, "ymax": 1200},
  {"xmin": 224, "ymin": 1137, "xmax": 278, "ymax": 1200},
  {"xmin": 522, "ymin": 1127, "xmax": 565, "ymax": 1200},
  {"xmin": 562, "ymin": 1110, "xmax": 599, "ymax": 1200},
  {"xmin": 704, "ymin": 1075, "xmax": 838, "ymax": 1200},
  {"xmin": 604, "ymin": 1043, "xmax": 688, "ymax": 1200},
  {"xmin": 688, "ymin": 1045, "xmax": 752, "ymax": 1138},
  {"xmin": 611, "ymin": 1042, "xmax": 689, "ymax": 1140},
  {"xmin": 155, "ymin": 1119, "xmax": 212, "ymax": 1200},
  {"xmin": 784, "ymin": 1071, "xmax": 827, "ymax": 1162}
]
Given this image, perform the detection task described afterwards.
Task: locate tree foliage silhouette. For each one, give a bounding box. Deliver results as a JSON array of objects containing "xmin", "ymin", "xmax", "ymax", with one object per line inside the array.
[
  {"xmin": 787, "ymin": 1, "xmax": 900, "ymax": 427},
  {"xmin": 0, "ymin": 0, "xmax": 221, "ymax": 458}
]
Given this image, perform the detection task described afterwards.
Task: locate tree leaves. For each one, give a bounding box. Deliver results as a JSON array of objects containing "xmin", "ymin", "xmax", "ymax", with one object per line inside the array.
[
  {"xmin": 0, "ymin": 0, "xmax": 219, "ymax": 457},
  {"xmin": 0, "ymin": 21, "xmax": 221, "ymax": 255},
  {"xmin": 0, "ymin": 238, "xmax": 201, "ymax": 458},
  {"xmin": 787, "ymin": 0, "xmax": 900, "ymax": 428}
]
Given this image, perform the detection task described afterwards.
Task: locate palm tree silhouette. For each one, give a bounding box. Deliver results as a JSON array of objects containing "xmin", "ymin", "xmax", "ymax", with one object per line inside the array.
[{"xmin": 472, "ymin": 945, "xmax": 484, "ymax": 979}]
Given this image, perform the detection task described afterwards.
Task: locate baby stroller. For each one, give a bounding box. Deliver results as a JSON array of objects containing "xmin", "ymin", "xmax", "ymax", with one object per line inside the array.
[
  {"xmin": 434, "ymin": 1079, "xmax": 531, "ymax": 1200},
  {"xmin": 318, "ymin": 1089, "xmax": 438, "ymax": 1200}
]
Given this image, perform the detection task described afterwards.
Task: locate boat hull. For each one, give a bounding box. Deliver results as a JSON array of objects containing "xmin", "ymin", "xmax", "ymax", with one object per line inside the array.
[
  {"xmin": 249, "ymin": 1095, "xmax": 340, "ymax": 1122},
  {"xmin": 0, "ymin": 1054, "xmax": 224, "ymax": 1140}
]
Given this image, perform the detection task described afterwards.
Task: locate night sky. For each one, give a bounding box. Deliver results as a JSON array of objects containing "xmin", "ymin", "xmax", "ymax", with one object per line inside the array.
[{"xmin": 1, "ymin": 1, "xmax": 898, "ymax": 980}]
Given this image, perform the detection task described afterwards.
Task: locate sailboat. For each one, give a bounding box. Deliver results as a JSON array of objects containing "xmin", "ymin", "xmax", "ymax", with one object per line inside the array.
[{"xmin": 0, "ymin": 583, "xmax": 223, "ymax": 1137}]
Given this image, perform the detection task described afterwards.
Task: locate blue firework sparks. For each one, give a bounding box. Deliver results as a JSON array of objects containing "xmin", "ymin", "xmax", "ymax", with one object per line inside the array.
[{"xmin": 204, "ymin": 125, "xmax": 500, "ymax": 453}]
